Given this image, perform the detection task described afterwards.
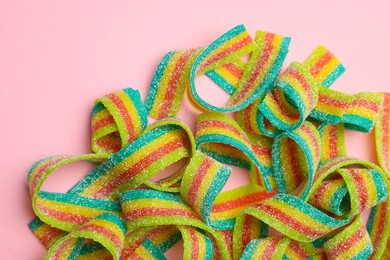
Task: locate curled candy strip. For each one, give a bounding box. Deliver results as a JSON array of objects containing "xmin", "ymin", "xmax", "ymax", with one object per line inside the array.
[
  {"xmin": 195, "ymin": 112, "xmax": 273, "ymax": 190},
  {"xmin": 272, "ymin": 121, "xmax": 321, "ymax": 200},
  {"xmin": 91, "ymin": 88, "xmax": 147, "ymax": 154}
]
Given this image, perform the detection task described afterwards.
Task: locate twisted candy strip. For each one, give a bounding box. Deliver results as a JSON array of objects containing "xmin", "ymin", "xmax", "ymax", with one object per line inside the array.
[
  {"xmin": 91, "ymin": 88, "xmax": 148, "ymax": 154},
  {"xmin": 44, "ymin": 213, "xmax": 126, "ymax": 260},
  {"xmin": 195, "ymin": 112, "xmax": 273, "ymax": 190},
  {"xmin": 28, "ymin": 25, "xmax": 390, "ymax": 260}
]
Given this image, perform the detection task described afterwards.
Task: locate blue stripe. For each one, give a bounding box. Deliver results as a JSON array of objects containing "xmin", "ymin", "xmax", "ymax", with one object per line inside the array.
[
  {"xmin": 142, "ymin": 239, "xmax": 167, "ymax": 260},
  {"xmin": 123, "ymin": 88, "xmax": 148, "ymax": 129},
  {"xmin": 206, "ymin": 70, "xmax": 236, "ymax": 95},
  {"xmin": 95, "ymin": 213, "xmax": 127, "ymax": 234},
  {"xmin": 68, "ymin": 238, "xmax": 85, "ymax": 260},
  {"xmin": 322, "ymin": 64, "xmax": 346, "ymax": 88}
]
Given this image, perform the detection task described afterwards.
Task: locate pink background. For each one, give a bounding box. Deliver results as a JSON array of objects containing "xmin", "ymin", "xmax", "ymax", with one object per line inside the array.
[{"xmin": 1, "ymin": 1, "xmax": 390, "ymax": 259}]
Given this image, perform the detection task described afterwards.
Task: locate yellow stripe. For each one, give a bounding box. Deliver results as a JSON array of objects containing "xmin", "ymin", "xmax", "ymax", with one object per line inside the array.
[
  {"xmin": 264, "ymin": 199, "xmax": 331, "ymax": 232},
  {"xmin": 116, "ymin": 90, "xmax": 143, "ymax": 136},
  {"xmin": 87, "ymin": 218, "xmax": 124, "ymax": 240},
  {"xmin": 336, "ymin": 234, "xmax": 371, "ymax": 259},
  {"xmin": 135, "ymin": 244, "xmax": 154, "ymax": 259},
  {"xmin": 314, "ymin": 56, "xmax": 339, "ymax": 83}
]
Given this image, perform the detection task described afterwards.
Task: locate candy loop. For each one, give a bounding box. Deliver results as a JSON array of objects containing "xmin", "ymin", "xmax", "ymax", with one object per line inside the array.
[
  {"xmin": 259, "ymin": 62, "xmax": 319, "ymax": 132},
  {"xmin": 323, "ymin": 215, "xmax": 373, "ymax": 259},
  {"xmin": 44, "ymin": 213, "xmax": 126, "ymax": 260},
  {"xmin": 91, "ymin": 88, "xmax": 147, "ymax": 154},
  {"xmin": 272, "ymin": 121, "xmax": 321, "ymax": 200},
  {"xmin": 195, "ymin": 112, "xmax": 273, "ymax": 191}
]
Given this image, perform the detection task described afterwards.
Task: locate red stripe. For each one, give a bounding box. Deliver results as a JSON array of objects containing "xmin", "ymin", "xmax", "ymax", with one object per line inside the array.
[
  {"xmin": 286, "ymin": 138, "xmax": 303, "ymax": 191},
  {"xmin": 288, "ymin": 240, "xmax": 310, "ymax": 258},
  {"xmin": 244, "ymin": 105, "xmax": 254, "ymax": 133},
  {"xmin": 329, "ymin": 125, "xmax": 339, "ymax": 158},
  {"xmin": 39, "ymin": 227, "xmax": 64, "ymax": 247},
  {"xmin": 107, "ymin": 93, "xmax": 136, "ymax": 142},
  {"xmin": 37, "ymin": 203, "xmax": 90, "ymax": 224},
  {"xmin": 241, "ymin": 215, "xmax": 254, "ymax": 252},
  {"xmin": 382, "ymin": 94, "xmax": 390, "ymax": 172},
  {"xmin": 91, "ymin": 115, "xmax": 115, "ymax": 132},
  {"xmin": 310, "ymin": 50, "xmax": 333, "ymax": 77},
  {"xmin": 94, "ymin": 138, "xmax": 188, "ymax": 199},
  {"xmin": 30, "ymin": 157, "xmax": 66, "ymax": 195},
  {"xmin": 309, "ymin": 180, "xmax": 337, "ymax": 206},
  {"xmin": 224, "ymin": 63, "xmax": 243, "ymax": 79},
  {"xmin": 124, "ymin": 207, "xmax": 200, "ymax": 220},
  {"xmin": 230, "ymin": 33, "xmax": 275, "ymax": 105},
  {"xmin": 349, "ymin": 169, "xmax": 369, "ymax": 211},
  {"xmin": 188, "ymin": 156, "xmax": 213, "ymax": 206},
  {"xmin": 189, "ymin": 228, "xmax": 199, "ymax": 259},
  {"xmin": 159, "ymin": 49, "xmax": 197, "ymax": 118},
  {"xmin": 211, "ymin": 191, "xmax": 275, "ymax": 212},
  {"xmin": 262, "ymin": 238, "xmax": 280, "ymax": 259},
  {"xmin": 318, "ymin": 93, "xmax": 350, "ymax": 109},
  {"xmin": 254, "ymin": 203, "xmax": 324, "ymax": 238},
  {"xmin": 197, "ymin": 119, "xmax": 250, "ymax": 144},
  {"xmin": 96, "ymin": 137, "xmax": 122, "ymax": 152},
  {"xmin": 271, "ymin": 89, "xmax": 300, "ymax": 120},
  {"xmin": 371, "ymin": 202, "xmax": 387, "ymax": 253},
  {"xmin": 287, "ymin": 67, "xmax": 316, "ymax": 108},
  {"xmin": 327, "ymin": 225, "xmax": 366, "ymax": 258},
  {"xmin": 351, "ymin": 98, "xmax": 380, "ymax": 113},
  {"xmin": 252, "ymin": 143, "xmax": 272, "ymax": 157},
  {"xmin": 198, "ymin": 36, "xmax": 253, "ymax": 72},
  {"xmin": 300, "ymin": 124, "xmax": 320, "ymax": 160},
  {"xmin": 78, "ymin": 223, "xmax": 122, "ymax": 249},
  {"xmin": 53, "ymin": 238, "xmax": 72, "ymax": 260}
]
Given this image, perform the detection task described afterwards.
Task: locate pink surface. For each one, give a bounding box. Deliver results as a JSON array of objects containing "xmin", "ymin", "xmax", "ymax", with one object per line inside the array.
[{"xmin": 1, "ymin": 1, "xmax": 390, "ymax": 259}]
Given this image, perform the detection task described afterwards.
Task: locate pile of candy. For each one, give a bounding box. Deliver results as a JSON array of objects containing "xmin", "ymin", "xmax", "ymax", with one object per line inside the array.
[{"xmin": 28, "ymin": 25, "xmax": 390, "ymax": 259}]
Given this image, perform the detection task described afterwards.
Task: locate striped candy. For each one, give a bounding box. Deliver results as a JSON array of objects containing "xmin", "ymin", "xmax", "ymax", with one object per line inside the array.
[
  {"xmin": 120, "ymin": 189, "xmax": 230, "ymax": 259},
  {"xmin": 145, "ymin": 49, "xmax": 202, "ymax": 119},
  {"xmin": 44, "ymin": 213, "xmax": 126, "ymax": 260},
  {"xmin": 272, "ymin": 121, "xmax": 321, "ymax": 200},
  {"xmin": 259, "ymin": 62, "xmax": 319, "ymax": 132},
  {"xmin": 27, "ymin": 25, "xmax": 390, "ymax": 260},
  {"xmin": 92, "ymin": 88, "xmax": 147, "ymax": 154},
  {"xmin": 196, "ymin": 112, "xmax": 273, "ymax": 191}
]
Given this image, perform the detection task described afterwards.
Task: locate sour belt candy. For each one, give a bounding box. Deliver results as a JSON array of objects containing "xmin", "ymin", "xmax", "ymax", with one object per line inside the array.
[{"xmin": 28, "ymin": 24, "xmax": 390, "ymax": 260}]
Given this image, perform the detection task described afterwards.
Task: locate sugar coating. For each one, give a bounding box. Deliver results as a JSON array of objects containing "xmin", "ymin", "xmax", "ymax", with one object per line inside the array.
[{"xmin": 28, "ymin": 24, "xmax": 390, "ymax": 260}]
